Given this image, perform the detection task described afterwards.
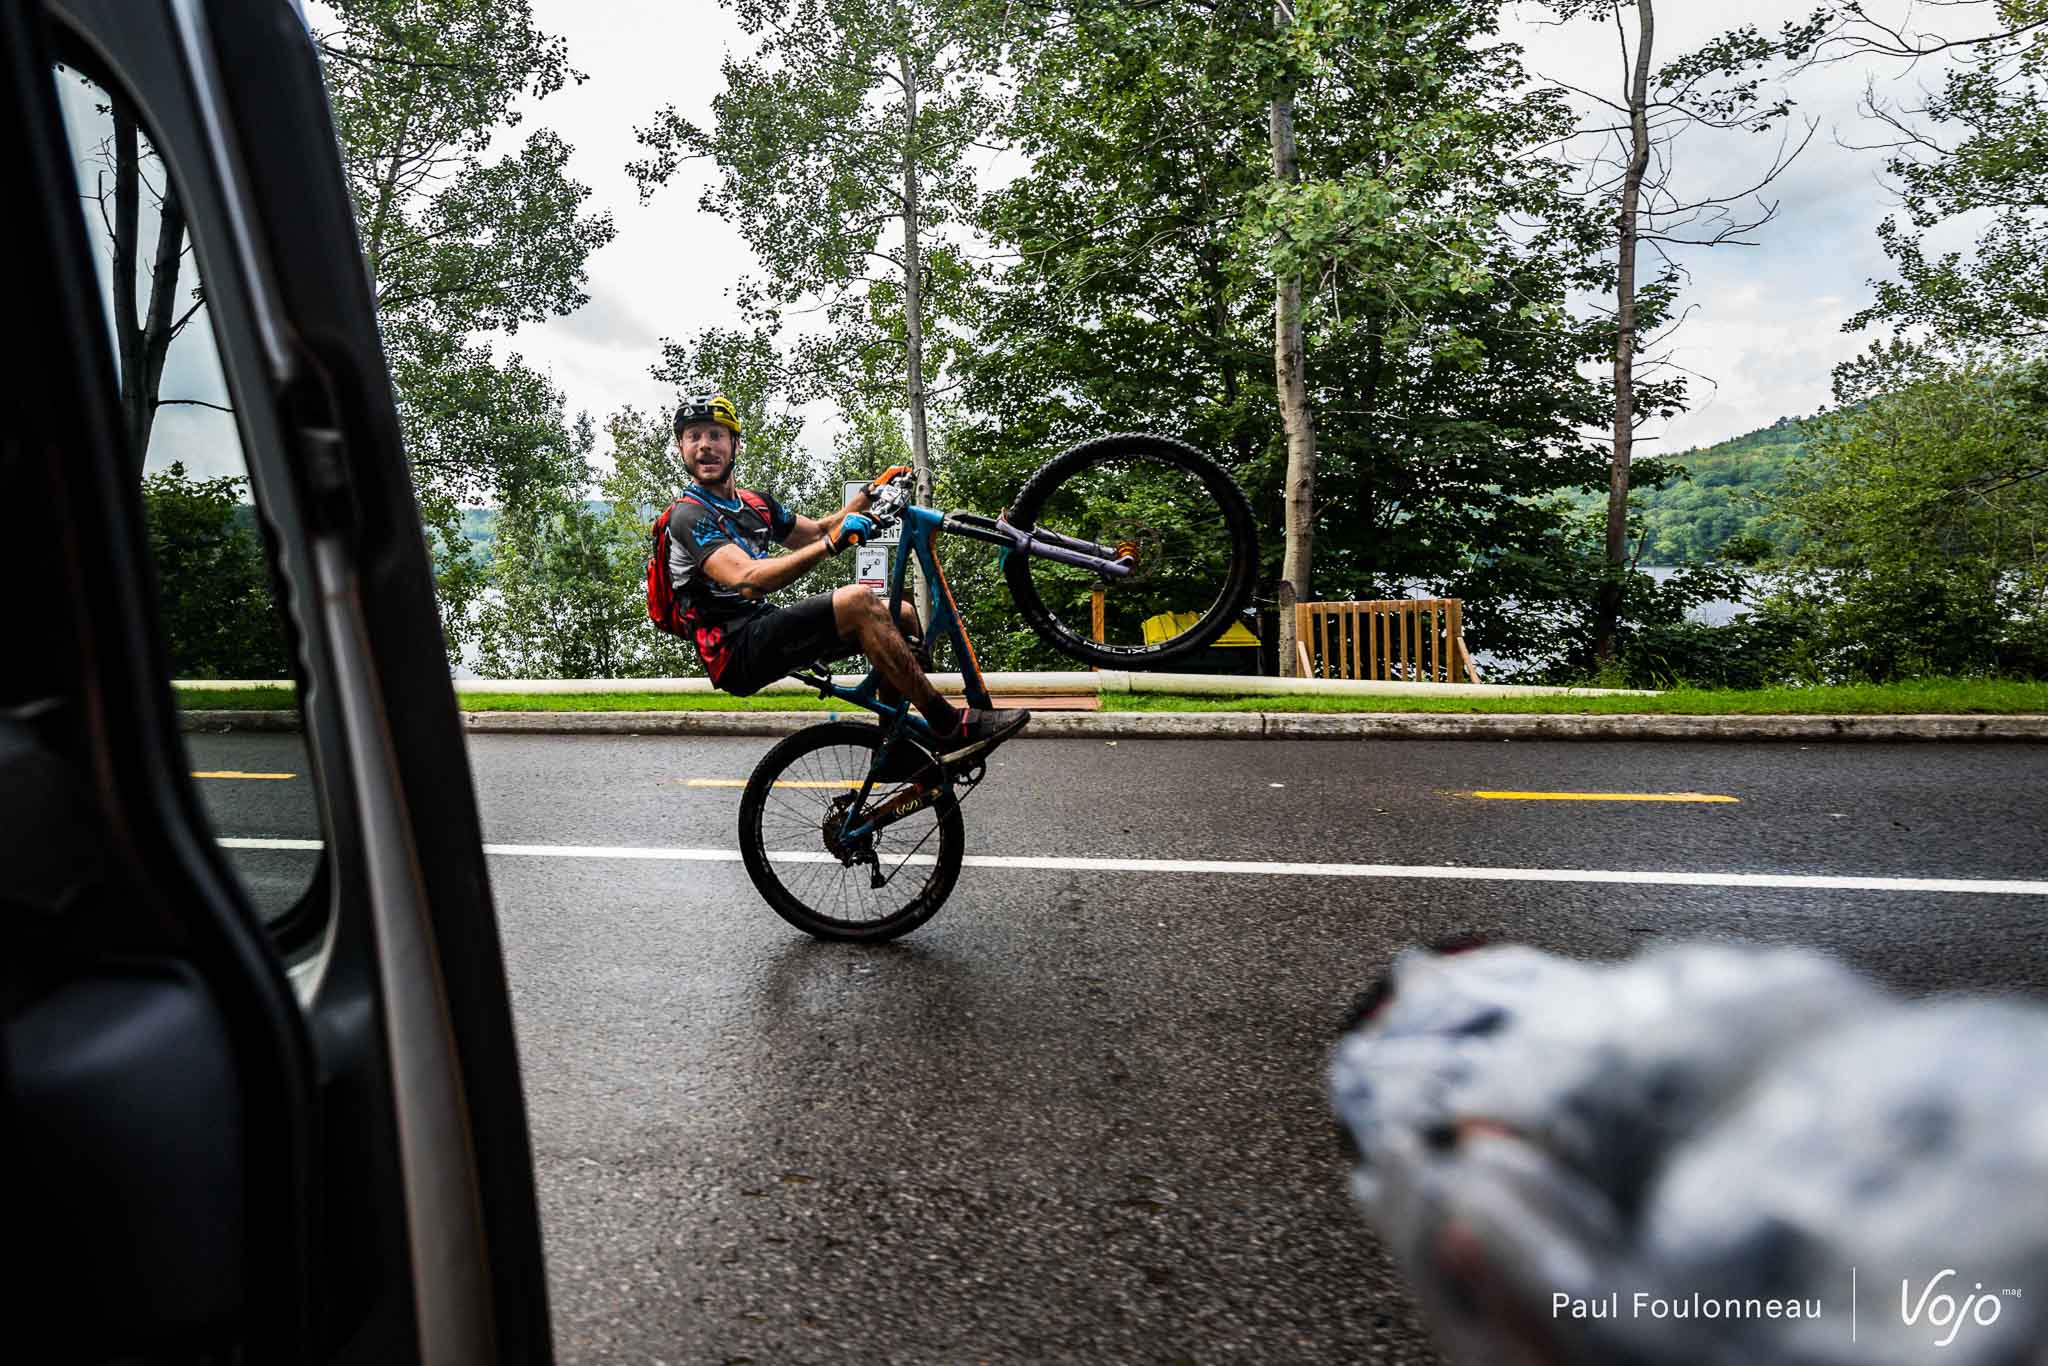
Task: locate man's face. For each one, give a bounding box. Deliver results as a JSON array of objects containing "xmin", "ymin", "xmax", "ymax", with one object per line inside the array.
[{"xmin": 679, "ymin": 422, "xmax": 737, "ymax": 484}]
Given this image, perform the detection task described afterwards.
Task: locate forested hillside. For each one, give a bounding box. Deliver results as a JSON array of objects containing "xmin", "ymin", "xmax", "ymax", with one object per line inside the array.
[
  {"xmin": 1564, "ymin": 417, "xmax": 1806, "ymax": 565},
  {"xmin": 456, "ymin": 421, "xmax": 1805, "ymax": 570}
]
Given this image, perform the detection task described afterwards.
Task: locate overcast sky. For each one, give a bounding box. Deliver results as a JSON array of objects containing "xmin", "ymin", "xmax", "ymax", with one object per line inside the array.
[
  {"xmin": 1502, "ymin": 0, "xmax": 1961, "ymax": 449},
  {"xmin": 82, "ymin": 1, "xmax": 1973, "ymax": 484},
  {"xmin": 490, "ymin": 0, "xmax": 1962, "ymax": 472}
]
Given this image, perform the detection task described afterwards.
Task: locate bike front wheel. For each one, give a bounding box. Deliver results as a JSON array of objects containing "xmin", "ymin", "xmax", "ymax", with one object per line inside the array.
[
  {"xmin": 737, "ymin": 721, "xmax": 964, "ymax": 943},
  {"xmin": 1003, "ymin": 433, "xmax": 1258, "ymax": 669}
]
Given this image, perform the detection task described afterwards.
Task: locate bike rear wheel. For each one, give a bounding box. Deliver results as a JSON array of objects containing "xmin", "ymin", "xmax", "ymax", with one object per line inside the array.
[
  {"xmin": 1003, "ymin": 433, "xmax": 1258, "ymax": 669},
  {"xmin": 737, "ymin": 721, "xmax": 963, "ymax": 943}
]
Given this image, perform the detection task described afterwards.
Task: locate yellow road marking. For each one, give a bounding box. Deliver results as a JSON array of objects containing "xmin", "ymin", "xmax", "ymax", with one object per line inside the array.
[
  {"xmin": 192, "ymin": 770, "xmax": 297, "ymax": 780},
  {"xmin": 684, "ymin": 778, "xmax": 861, "ymax": 790},
  {"xmin": 1469, "ymin": 791, "xmax": 1739, "ymax": 804}
]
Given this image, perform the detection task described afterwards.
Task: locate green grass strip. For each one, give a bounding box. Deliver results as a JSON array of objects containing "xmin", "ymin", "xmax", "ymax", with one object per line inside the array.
[
  {"xmin": 175, "ymin": 686, "xmax": 859, "ymax": 713},
  {"xmin": 1103, "ymin": 679, "xmax": 2048, "ymax": 715},
  {"xmin": 176, "ymin": 687, "xmax": 301, "ymax": 711},
  {"xmin": 174, "ymin": 677, "xmax": 2048, "ymax": 716},
  {"xmin": 458, "ymin": 691, "xmax": 860, "ymax": 712}
]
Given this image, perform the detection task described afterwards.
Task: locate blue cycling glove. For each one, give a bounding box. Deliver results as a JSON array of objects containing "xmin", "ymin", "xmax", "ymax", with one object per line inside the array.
[{"xmin": 829, "ymin": 513, "xmax": 876, "ymax": 554}]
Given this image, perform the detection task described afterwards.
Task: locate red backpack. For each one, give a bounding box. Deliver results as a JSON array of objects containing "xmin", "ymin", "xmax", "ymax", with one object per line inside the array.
[{"xmin": 645, "ymin": 499, "xmax": 690, "ymax": 636}]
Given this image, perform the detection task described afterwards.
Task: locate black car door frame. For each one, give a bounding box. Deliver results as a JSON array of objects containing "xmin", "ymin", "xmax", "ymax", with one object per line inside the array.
[{"xmin": 4, "ymin": 1, "xmax": 551, "ymax": 1360}]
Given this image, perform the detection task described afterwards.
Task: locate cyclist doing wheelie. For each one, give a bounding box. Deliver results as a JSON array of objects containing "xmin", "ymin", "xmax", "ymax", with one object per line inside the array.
[
  {"xmin": 657, "ymin": 389, "xmax": 1029, "ymax": 763},
  {"xmin": 721, "ymin": 426, "xmax": 1258, "ymax": 942}
]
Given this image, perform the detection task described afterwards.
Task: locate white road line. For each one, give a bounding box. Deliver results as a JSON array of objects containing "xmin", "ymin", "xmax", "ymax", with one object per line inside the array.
[{"xmin": 212, "ymin": 838, "xmax": 2048, "ymax": 896}]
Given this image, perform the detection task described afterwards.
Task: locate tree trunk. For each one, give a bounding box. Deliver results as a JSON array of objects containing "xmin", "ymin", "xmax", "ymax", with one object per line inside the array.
[
  {"xmin": 111, "ymin": 105, "xmax": 189, "ymax": 478},
  {"xmin": 899, "ymin": 47, "xmax": 934, "ymax": 626},
  {"xmin": 363, "ymin": 73, "xmax": 421, "ymax": 279},
  {"xmin": 1597, "ymin": 0, "xmax": 1656, "ymax": 670},
  {"xmin": 113, "ymin": 106, "xmax": 146, "ymax": 468},
  {"xmin": 137, "ymin": 179, "xmax": 188, "ymax": 469},
  {"xmin": 1270, "ymin": 42, "xmax": 1318, "ymax": 678}
]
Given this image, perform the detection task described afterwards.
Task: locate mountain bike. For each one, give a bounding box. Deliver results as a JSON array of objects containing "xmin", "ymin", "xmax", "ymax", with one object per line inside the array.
[{"xmin": 737, "ymin": 433, "xmax": 1257, "ymax": 942}]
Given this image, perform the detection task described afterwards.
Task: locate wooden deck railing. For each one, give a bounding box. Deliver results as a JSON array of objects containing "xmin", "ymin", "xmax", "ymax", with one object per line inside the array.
[{"xmin": 1294, "ymin": 599, "xmax": 1482, "ymax": 682}]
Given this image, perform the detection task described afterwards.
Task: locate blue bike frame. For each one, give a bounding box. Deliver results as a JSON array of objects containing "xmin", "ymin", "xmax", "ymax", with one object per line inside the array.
[
  {"xmin": 788, "ymin": 504, "xmax": 993, "ymax": 731},
  {"xmin": 787, "ymin": 499, "xmax": 1134, "ymax": 844}
]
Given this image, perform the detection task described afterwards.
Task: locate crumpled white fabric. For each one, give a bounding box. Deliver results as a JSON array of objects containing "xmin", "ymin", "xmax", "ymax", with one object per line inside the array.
[{"xmin": 1328, "ymin": 942, "xmax": 2048, "ymax": 1365}]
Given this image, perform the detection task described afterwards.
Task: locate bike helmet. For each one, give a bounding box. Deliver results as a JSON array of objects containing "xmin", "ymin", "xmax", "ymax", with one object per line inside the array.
[{"xmin": 674, "ymin": 389, "xmax": 742, "ymax": 440}]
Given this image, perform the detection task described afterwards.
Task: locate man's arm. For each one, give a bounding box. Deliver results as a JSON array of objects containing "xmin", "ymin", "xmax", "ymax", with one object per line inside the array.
[
  {"xmin": 783, "ymin": 492, "xmax": 866, "ymax": 551},
  {"xmin": 700, "ymin": 539, "xmax": 835, "ymax": 600}
]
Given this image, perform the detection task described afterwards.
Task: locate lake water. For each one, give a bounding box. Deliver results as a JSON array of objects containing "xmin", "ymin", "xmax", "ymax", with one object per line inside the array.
[
  {"xmin": 1647, "ymin": 565, "xmax": 1749, "ymax": 627},
  {"xmin": 450, "ymin": 568, "xmax": 1751, "ymax": 680}
]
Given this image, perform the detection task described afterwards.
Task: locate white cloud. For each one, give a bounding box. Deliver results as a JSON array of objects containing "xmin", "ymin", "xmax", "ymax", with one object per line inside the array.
[
  {"xmin": 1505, "ymin": 0, "xmax": 1971, "ymax": 448},
  {"xmin": 469, "ymin": 2, "xmax": 761, "ymax": 462},
  {"xmin": 470, "ymin": 0, "xmax": 1973, "ymax": 474}
]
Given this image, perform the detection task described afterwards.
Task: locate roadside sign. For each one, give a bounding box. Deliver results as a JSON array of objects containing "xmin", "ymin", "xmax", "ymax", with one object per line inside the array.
[
  {"xmin": 844, "ymin": 479, "xmax": 901, "ymax": 544},
  {"xmin": 855, "ymin": 544, "xmax": 890, "ymax": 597}
]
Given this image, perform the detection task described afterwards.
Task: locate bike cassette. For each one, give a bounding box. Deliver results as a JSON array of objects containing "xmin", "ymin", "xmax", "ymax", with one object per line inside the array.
[{"xmin": 821, "ymin": 792, "xmax": 874, "ymax": 867}]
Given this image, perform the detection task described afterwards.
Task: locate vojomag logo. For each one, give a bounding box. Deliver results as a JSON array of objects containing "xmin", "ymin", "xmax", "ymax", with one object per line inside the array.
[{"xmin": 1900, "ymin": 1270, "xmax": 2022, "ymax": 1348}]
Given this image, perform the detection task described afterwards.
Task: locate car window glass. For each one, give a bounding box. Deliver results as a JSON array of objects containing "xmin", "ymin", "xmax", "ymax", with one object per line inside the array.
[{"xmin": 53, "ymin": 63, "xmax": 325, "ymax": 940}]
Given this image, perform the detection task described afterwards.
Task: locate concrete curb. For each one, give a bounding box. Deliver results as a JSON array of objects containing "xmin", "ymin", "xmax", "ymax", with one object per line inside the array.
[
  {"xmin": 175, "ymin": 671, "xmax": 1656, "ymax": 700},
  {"xmin": 180, "ymin": 709, "xmax": 2048, "ymax": 742}
]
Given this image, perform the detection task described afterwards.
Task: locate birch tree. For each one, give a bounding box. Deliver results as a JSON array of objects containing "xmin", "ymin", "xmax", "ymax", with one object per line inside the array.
[
  {"xmin": 1546, "ymin": 0, "xmax": 1826, "ymax": 666},
  {"xmin": 316, "ymin": 0, "xmax": 615, "ymax": 654},
  {"xmin": 629, "ymin": 0, "xmax": 997, "ymax": 622},
  {"xmin": 958, "ymin": 0, "xmax": 1624, "ymax": 675},
  {"xmin": 1247, "ymin": 0, "xmax": 1569, "ymax": 672},
  {"xmin": 1268, "ymin": 2, "xmax": 1319, "ymax": 675},
  {"xmin": 63, "ymin": 71, "xmax": 209, "ymax": 478}
]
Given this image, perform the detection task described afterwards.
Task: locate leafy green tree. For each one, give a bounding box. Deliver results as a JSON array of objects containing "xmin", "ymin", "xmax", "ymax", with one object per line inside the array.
[
  {"xmin": 1487, "ymin": 506, "xmax": 1769, "ymax": 686},
  {"xmin": 139, "ymin": 464, "xmax": 290, "ymax": 678},
  {"xmin": 953, "ymin": 0, "xmax": 1639, "ymax": 674},
  {"xmin": 1820, "ymin": 1, "xmax": 2048, "ymax": 349},
  {"xmin": 315, "ymin": 0, "xmax": 616, "ymax": 658},
  {"xmin": 594, "ymin": 407, "xmax": 707, "ymax": 678},
  {"xmin": 648, "ymin": 327, "xmax": 834, "ymax": 514},
  {"xmin": 629, "ymin": 0, "xmax": 1000, "ymax": 622},
  {"xmin": 473, "ymin": 429, "xmax": 666, "ymax": 679},
  {"xmin": 1760, "ymin": 354, "xmax": 2048, "ymax": 679}
]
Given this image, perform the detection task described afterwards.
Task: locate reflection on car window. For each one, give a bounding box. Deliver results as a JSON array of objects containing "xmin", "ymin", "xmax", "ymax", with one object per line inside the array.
[{"xmin": 53, "ymin": 64, "xmax": 325, "ymax": 936}]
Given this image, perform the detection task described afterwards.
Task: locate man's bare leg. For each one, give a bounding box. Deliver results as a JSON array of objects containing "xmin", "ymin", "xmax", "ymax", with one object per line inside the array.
[
  {"xmin": 831, "ymin": 586, "xmax": 954, "ymax": 728},
  {"xmin": 873, "ymin": 601, "xmax": 929, "ymax": 706}
]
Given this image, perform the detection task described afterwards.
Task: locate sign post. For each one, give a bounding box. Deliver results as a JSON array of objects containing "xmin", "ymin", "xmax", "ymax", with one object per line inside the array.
[
  {"xmin": 845, "ymin": 481, "xmax": 900, "ymax": 598},
  {"xmin": 854, "ymin": 545, "xmax": 890, "ymax": 597}
]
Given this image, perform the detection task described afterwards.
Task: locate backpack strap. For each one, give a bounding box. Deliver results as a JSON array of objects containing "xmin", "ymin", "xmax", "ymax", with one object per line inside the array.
[{"xmin": 678, "ymin": 487, "xmax": 764, "ymax": 551}]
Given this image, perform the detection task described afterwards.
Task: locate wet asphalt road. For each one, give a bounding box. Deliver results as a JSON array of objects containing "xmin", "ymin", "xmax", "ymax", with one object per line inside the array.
[{"xmin": 186, "ymin": 731, "xmax": 2048, "ymax": 1364}]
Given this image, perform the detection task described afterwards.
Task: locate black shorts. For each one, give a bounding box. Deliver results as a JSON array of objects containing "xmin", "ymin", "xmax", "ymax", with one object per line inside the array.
[{"xmin": 713, "ymin": 592, "xmax": 851, "ymax": 696}]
